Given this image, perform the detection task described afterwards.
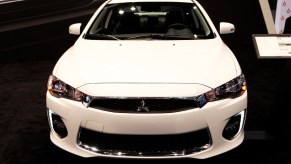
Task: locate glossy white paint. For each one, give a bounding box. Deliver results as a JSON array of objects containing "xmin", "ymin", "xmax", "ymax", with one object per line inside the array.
[
  {"xmin": 54, "ymin": 39, "xmax": 238, "ymax": 89},
  {"xmin": 69, "ymin": 23, "xmax": 81, "ymax": 35},
  {"xmin": 47, "ymin": 91, "xmax": 247, "ymax": 159},
  {"xmin": 220, "ymin": 22, "xmax": 235, "ymax": 34}
]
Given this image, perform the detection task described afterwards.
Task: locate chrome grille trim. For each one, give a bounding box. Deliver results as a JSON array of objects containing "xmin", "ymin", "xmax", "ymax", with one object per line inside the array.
[{"xmin": 85, "ymin": 97, "xmax": 200, "ymax": 113}]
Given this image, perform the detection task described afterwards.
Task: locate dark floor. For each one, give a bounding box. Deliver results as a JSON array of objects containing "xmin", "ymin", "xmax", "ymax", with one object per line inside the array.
[{"xmin": 1, "ymin": 30, "xmax": 291, "ymax": 163}]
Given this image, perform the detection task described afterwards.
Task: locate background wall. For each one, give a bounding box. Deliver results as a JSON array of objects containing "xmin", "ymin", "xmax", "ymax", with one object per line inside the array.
[
  {"xmin": 200, "ymin": 0, "xmax": 268, "ymax": 47},
  {"xmin": 0, "ymin": 0, "xmax": 268, "ymax": 61}
]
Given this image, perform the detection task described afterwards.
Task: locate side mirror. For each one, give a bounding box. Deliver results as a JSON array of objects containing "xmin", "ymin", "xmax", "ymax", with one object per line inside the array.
[
  {"xmin": 69, "ymin": 23, "xmax": 82, "ymax": 35},
  {"xmin": 219, "ymin": 22, "xmax": 235, "ymax": 34}
]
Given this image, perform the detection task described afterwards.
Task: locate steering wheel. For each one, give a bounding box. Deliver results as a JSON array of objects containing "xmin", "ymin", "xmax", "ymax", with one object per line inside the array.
[{"xmin": 166, "ymin": 23, "xmax": 189, "ymax": 30}]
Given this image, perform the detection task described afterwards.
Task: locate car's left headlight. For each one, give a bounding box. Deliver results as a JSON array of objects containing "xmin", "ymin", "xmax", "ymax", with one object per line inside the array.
[
  {"xmin": 205, "ymin": 74, "xmax": 247, "ymax": 102},
  {"xmin": 47, "ymin": 75, "xmax": 86, "ymax": 101}
]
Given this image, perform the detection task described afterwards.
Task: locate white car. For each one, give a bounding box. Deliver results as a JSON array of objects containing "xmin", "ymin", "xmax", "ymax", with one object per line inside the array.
[{"xmin": 46, "ymin": 0, "xmax": 247, "ymax": 159}]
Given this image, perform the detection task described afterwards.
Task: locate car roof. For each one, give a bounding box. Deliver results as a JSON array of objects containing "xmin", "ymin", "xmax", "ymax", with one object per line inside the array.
[{"xmin": 108, "ymin": 0, "xmax": 195, "ymax": 4}]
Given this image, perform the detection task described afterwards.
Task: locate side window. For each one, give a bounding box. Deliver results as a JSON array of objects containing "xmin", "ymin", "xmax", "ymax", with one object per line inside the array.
[
  {"xmin": 89, "ymin": 8, "xmax": 112, "ymax": 34},
  {"xmin": 104, "ymin": 10, "xmax": 120, "ymax": 34},
  {"xmin": 89, "ymin": 13, "xmax": 104, "ymax": 34},
  {"xmin": 193, "ymin": 6, "xmax": 210, "ymax": 36}
]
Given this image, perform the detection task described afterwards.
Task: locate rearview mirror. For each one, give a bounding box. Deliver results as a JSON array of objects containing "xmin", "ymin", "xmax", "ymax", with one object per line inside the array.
[{"xmin": 220, "ymin": 22, "xmax": 235, "ymax": 34}]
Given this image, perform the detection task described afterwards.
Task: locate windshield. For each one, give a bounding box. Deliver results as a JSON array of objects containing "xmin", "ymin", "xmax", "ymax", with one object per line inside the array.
[{"xmin": 85, "ymin": 2, "xmax": 215, "ymax": 40}]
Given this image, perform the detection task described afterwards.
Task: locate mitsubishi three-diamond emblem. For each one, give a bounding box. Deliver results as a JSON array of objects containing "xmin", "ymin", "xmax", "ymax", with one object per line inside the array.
[{"xmin": 137, "ymin": 100, "xmax": 150, "ymax": 112}]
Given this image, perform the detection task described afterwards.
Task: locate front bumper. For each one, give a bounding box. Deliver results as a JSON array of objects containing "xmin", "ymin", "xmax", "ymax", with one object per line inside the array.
[{"xmin": 46, "ymin": 91, "xmax": 247, "ymax": 159}]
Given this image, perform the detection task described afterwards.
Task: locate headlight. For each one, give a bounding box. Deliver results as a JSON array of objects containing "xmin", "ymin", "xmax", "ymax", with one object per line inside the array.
[
  {"xmin": 205, "ymin": 74, "xmax": 247, "ymax": 102},
  {"xmin": 47, "ymin": 75, "xmax": 86, "ymax": 101}
]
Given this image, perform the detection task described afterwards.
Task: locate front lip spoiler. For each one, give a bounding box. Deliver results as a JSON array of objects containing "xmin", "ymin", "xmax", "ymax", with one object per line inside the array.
[
  {"xmin": 76, "ymin": 128, "xmax": 212, "ymax": 157},
  {"xmin": 77, "ymin": 143, "xmax": 212, "ymax": 157}
]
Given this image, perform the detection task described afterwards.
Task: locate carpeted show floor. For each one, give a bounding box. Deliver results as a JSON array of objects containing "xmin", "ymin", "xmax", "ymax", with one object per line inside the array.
[{"xmin": 1, "ymin": 35, "xmax": 291, "ymax": 163}]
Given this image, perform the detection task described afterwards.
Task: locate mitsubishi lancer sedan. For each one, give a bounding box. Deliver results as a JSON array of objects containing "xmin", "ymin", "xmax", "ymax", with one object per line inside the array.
[{"xmin": 46, "ymin": 0, "xmax": 247, "ymax": 159}]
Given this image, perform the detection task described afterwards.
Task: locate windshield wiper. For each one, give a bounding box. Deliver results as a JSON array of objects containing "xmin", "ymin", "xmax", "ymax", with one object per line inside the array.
[
  {"xmin": 125, "ymin": 34, "xmax": 195, "ymax": 40},
  {"xmin": 85, "ymin": 34, "xmax": 120, "ymax": 40}
]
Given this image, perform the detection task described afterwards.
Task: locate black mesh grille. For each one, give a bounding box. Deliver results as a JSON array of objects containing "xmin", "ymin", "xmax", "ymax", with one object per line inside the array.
[
  {"xmin": 88, "ymin": 98, "xmax": 198, "ymax": 113},
  {"xmin": 78, "ymin": 128, "xmax": 211, "ymax": 156}
]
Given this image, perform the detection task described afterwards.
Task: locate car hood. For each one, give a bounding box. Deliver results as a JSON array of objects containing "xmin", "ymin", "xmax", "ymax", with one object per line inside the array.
[{"xmin": 54, "ymin": 39, "xmax": 238, "ymax": 90}]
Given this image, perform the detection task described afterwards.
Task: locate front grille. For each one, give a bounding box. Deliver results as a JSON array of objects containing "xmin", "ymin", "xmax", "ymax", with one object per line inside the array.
[
  {"xmin": 88, "ymin": 98, "xmax": 198, "ymax": 113},
  {"xmin": 77, "ymin": 128, "xmax": 212, "ymax": 157}
]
